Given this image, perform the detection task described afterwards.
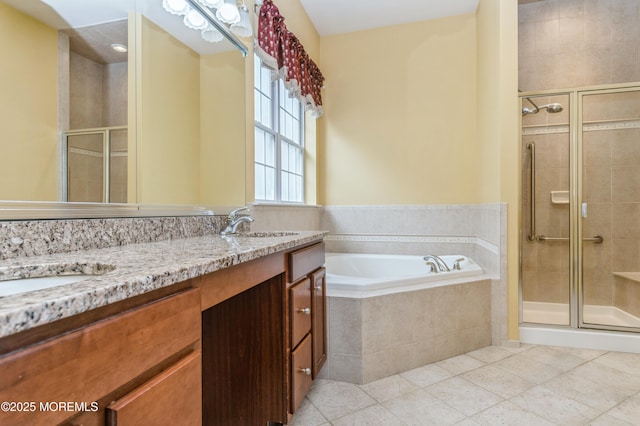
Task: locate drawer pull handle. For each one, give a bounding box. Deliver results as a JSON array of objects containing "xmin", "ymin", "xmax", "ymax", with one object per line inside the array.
[
  {"xmin": 298, "ymin": 307, "xmax": 311, "ymax": 315},
  {"xmin": 299, "ymin": 367, "xmax": 311, "ymax": 376}
]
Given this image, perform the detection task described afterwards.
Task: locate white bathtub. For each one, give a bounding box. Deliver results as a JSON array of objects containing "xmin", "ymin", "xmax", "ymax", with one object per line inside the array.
[{"xmin": 325, "ymin": 253, "xmax": 483, "ymax": 297}]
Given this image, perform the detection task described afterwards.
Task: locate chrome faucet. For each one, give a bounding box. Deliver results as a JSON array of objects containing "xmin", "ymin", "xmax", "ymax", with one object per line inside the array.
[
  {"xmin": 423, "ymin": 255, "xmax": 450, "ymax": 272},
  {"xmin": 221, "ymin": 207, "xmax": 254, "ymax": 235}
]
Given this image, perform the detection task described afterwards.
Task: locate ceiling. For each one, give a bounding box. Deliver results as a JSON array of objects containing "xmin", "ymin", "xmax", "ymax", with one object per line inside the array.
[
  {"xmin": 4, "ymin": 0, "xmax": 236, "ymax": 60},
  {"xmin": 4, "ymin": 0, "xmax": 484, "ymax": 62},
  {"xmin": 298, "ymin": 0, "xmax": 481, "ymax": 36}
]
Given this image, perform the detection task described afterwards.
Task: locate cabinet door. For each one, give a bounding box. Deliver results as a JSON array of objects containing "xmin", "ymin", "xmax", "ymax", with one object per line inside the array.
[
  {"xmin": 290, "ymin": 277, "xmax": 312, "ymax": 349},
  {"xmin": 106, "ymin": 350, "xmax": 201, "ymax": 426},
  {"xmin": 202, "ymin": 274, "xmax": 287, "ymax": 425},
  {"xmin": 311, "ymin": 267, "xmax": 327, "ymax": 376},
  {"xmin": 0, "ymin": 288, "xmax": 200, "ymax": 426}
]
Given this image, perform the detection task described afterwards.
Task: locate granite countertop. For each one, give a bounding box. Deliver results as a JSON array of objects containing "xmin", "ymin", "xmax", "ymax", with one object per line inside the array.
[{"xmin": 0, "ymin": 231, "xmax": 327, "ymax": 339}]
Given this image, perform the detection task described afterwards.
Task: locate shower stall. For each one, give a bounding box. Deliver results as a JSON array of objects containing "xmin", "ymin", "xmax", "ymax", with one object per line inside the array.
[
  {"xmin": 520, "ymin": 84, "xmax": 640, "ymax": 335},
  {"xmin": 64, "ymin": 127, "xmax": 128, "ymax": 203}
]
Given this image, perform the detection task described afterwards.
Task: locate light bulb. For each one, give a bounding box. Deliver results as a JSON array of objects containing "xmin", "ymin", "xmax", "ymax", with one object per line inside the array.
[
  {"xmin": 216, "ymin": 0, "xmax": 240, "ymax": 24},
  {"xmin": 201, "ymin": 0, "xmax": 224, "ymax": 8},
  {"xmin": 230, "ymin": 6, "xmax": 252, "ymax": 37},
  {"xmin": 202, "ymin": 27, "xmax": 224, "ymax": 43},
  {"xmin": 184, "ymin": 9, "xmax": 208, "ymax": 30},
  {"xmin": 163, "ymin": 0, "xmax": 190, "ymax": 15}
]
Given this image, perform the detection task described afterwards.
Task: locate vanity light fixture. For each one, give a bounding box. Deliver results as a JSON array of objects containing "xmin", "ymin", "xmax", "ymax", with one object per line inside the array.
[
  {"xmin": 162, "ymin": 0, "xmax": 252, "ymax": 43},
  {"xmin": 111, "ymin": 43, "xmax": 128, "ymax": 53}
]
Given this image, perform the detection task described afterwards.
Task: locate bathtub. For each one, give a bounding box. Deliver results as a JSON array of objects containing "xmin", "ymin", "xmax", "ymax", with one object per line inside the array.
[
  {"xmin": 325, "ymin": 253, "xmax": 483, "ymax": 297},
  {"xmin": 321, "ymin": 253, "xmax": 490, "ymax": 384}
]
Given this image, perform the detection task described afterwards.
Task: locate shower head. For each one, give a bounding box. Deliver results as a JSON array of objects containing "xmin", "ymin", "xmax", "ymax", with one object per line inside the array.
[
  {"xmin": 521, "ymin": 101, "xmax": 564, "ymax": 115},
  {"xmin": 541, "ymin": 103, "xmax": 563, "ymax": 113}
]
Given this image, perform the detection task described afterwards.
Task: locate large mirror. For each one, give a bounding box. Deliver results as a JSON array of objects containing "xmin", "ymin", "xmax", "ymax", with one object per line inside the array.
[{"xmin": 0, "ymin": 0, "xmax": 247, "ymax": 217}]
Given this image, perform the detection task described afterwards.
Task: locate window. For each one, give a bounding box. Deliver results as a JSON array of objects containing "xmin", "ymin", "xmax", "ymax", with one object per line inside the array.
[{"xmin": 254, "ymin": 54, "xmax": 304, "ymax": 203}]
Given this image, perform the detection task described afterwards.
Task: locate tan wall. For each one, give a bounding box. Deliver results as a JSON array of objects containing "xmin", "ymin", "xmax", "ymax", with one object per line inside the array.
[
  {"xmin": 200, "ymin": 51, "xmax": 246, "ymax": 206},
  {"xmin": 318, "ymin": 14, "xmax": 478, "ymax": 205},
  {"xmin": 476, "ymin": 0, "xmax": 519, "ymax": 341},
  {"xmin": 0, "ymin": 3, "xmax": 58, "ymax": 201},
  {"xmin": 136, "ymin": 16, "xmax": 201, "ymax": 205}
]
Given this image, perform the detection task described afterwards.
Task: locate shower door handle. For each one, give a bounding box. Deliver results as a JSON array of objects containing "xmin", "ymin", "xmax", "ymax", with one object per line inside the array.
[
  {"xmin": 536, "ymin": 235, "xmax": 603, "ymax": 243},
  {"xmin": 527, "ymin": 142, "xmax": 536, "ymax": 242}
]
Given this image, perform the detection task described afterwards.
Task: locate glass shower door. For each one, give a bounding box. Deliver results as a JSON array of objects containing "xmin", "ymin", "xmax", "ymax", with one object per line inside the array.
[
  {"xmin": 521, "ymin": 93, "xmax": 572, "ymax": 326},
  {"xmin": 581, "ymin": 88, "xmax": 640, "ymax": 330},
  {"xmin": 65, "ymin": 127, "xmax": 128, "ymax": 203}
]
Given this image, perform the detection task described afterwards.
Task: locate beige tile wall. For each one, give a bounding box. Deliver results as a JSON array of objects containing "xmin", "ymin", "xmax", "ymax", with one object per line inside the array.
[{"xmin": 519, "ymin": 0, "xmax": 640, "ymax": 91}]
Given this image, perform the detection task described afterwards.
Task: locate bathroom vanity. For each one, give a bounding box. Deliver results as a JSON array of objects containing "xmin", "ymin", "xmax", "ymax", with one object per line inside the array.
[{"xmin": 0, "ymin": 231, "xmax": 326, "ymax": 426}]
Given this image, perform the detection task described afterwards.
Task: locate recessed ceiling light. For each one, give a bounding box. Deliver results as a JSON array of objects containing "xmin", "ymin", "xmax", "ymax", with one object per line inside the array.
[{"xmin": 111, "ymin": 43, "xmax": 128, "ymax": 53}]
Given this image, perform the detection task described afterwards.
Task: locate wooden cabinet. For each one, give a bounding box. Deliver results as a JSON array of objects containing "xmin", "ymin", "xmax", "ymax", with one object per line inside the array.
[
  {"xmin": 0, "ymin": 288, "xmax": 201, "ymax": 426},
  {"xmin": 0, "ymin": 238, "xmax": 325, "ymax": 426},
  {"xmin": 287, "ymin": 242, "xmax": 326, "ymax": 416},
  {"xmin": 197, "ymin": 241, "xmax": 326, "ymax": 425}
]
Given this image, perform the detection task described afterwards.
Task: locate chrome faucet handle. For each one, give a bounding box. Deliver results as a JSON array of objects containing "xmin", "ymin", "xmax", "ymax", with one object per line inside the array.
[
  {"xmin": 425, "ymin": 260, "xmax": 439, "ymax": 273},
  {"xmin": 228, "ymin": 206, "xmax": 250, "ymax": 220},
  {"xmin": 453, "ymin": 257, "xmax": 465, "ymax": 270}
]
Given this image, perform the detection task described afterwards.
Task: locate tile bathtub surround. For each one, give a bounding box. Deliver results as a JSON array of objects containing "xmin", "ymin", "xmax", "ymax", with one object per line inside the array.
[
  {"xmin": 320, "ymin": 203, "xmax": 508, "ymax": 347},
  {"xmin": 0, "ymin": 215, "xmax": 227, "ymax": 260},
  {"xmin": 250, "ymin": 203, "xmax": 323, "ymax": 231},
  {"xmin": 320, "ymin": 280, "xmax": 492, "ymax": 384},
  {"xmin": 292, "ymin": 344, "xmax": 640, "ymax": 425},
  {"xmin": 321, "ymin": 204, "xmax": 503, "ymax": 277}
]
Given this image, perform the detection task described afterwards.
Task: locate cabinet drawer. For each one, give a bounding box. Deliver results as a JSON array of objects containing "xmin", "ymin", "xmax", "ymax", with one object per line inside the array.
[
  {"xmin": 290, "ymin": 278, "xmax": 312, "ymax": 349},
  {"xmin": 0, "ymin": 288, "xmax": 200, "ymax": 426},
  {"xmin": 290, "ymin": 334, "xmax": 313, "ymax": 414},
  {"xmin": 288, "ymin": 242, "xmax": 325, "ymax": 283},
  {"xmin": 106, "ymin": 350, "xmax": 202, "ymax": 426}
]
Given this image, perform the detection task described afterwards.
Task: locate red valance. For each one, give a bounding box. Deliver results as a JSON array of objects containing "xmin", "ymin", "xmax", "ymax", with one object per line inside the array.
[{"xmin": 256, "ymin": 0, "xmax": 325, "ymax": 118}]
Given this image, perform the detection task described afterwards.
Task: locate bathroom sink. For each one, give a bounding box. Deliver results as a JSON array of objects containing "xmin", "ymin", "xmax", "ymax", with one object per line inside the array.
[
  {"xmin": 235, "ymin": 231, "xmax": 300, "ymax": 238},
  {"xmin": 0, "ymin": 262, "xmax": 116, "ymax": 297}
]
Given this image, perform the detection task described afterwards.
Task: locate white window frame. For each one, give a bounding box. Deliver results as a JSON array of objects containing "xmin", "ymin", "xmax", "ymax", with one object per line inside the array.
[{"xmin": 254, "ymin": 54, "xmax": 305, "ymax": 203}]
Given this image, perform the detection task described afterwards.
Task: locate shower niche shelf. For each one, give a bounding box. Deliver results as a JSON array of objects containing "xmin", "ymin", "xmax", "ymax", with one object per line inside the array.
[{"xmin": 550, "ymin": 191, "xmax": 569, "ymax": 204}]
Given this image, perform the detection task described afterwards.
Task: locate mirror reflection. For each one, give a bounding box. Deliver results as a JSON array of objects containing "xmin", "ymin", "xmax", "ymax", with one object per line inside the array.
[{"xmin": 0, "ymin": 0, "xmax": 247, "ymax": 213}]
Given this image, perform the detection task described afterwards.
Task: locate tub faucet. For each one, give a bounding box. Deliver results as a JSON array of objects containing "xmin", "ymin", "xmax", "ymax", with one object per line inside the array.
[
  {"xmin": 221, "ymin": 207, "xmax": 255, "ymax": 235},
  {"xmin": 423, "ymin": 255, "xmax": 450, "ymax": 272}
]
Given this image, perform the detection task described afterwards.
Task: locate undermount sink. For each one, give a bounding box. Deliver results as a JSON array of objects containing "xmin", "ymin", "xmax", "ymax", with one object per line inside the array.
[
  {"xmin": 235, "ymin": 231, "xmax": 300, "ymax": 238},
  {"xmin": 0, "ymin": 262, "xmax": 116, "ymax": 297}
]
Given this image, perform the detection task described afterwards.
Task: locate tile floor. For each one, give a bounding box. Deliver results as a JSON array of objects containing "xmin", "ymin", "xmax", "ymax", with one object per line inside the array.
[{"xmin": 290, "ymin": 344, "xmax": 640, "ymax": 425}]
